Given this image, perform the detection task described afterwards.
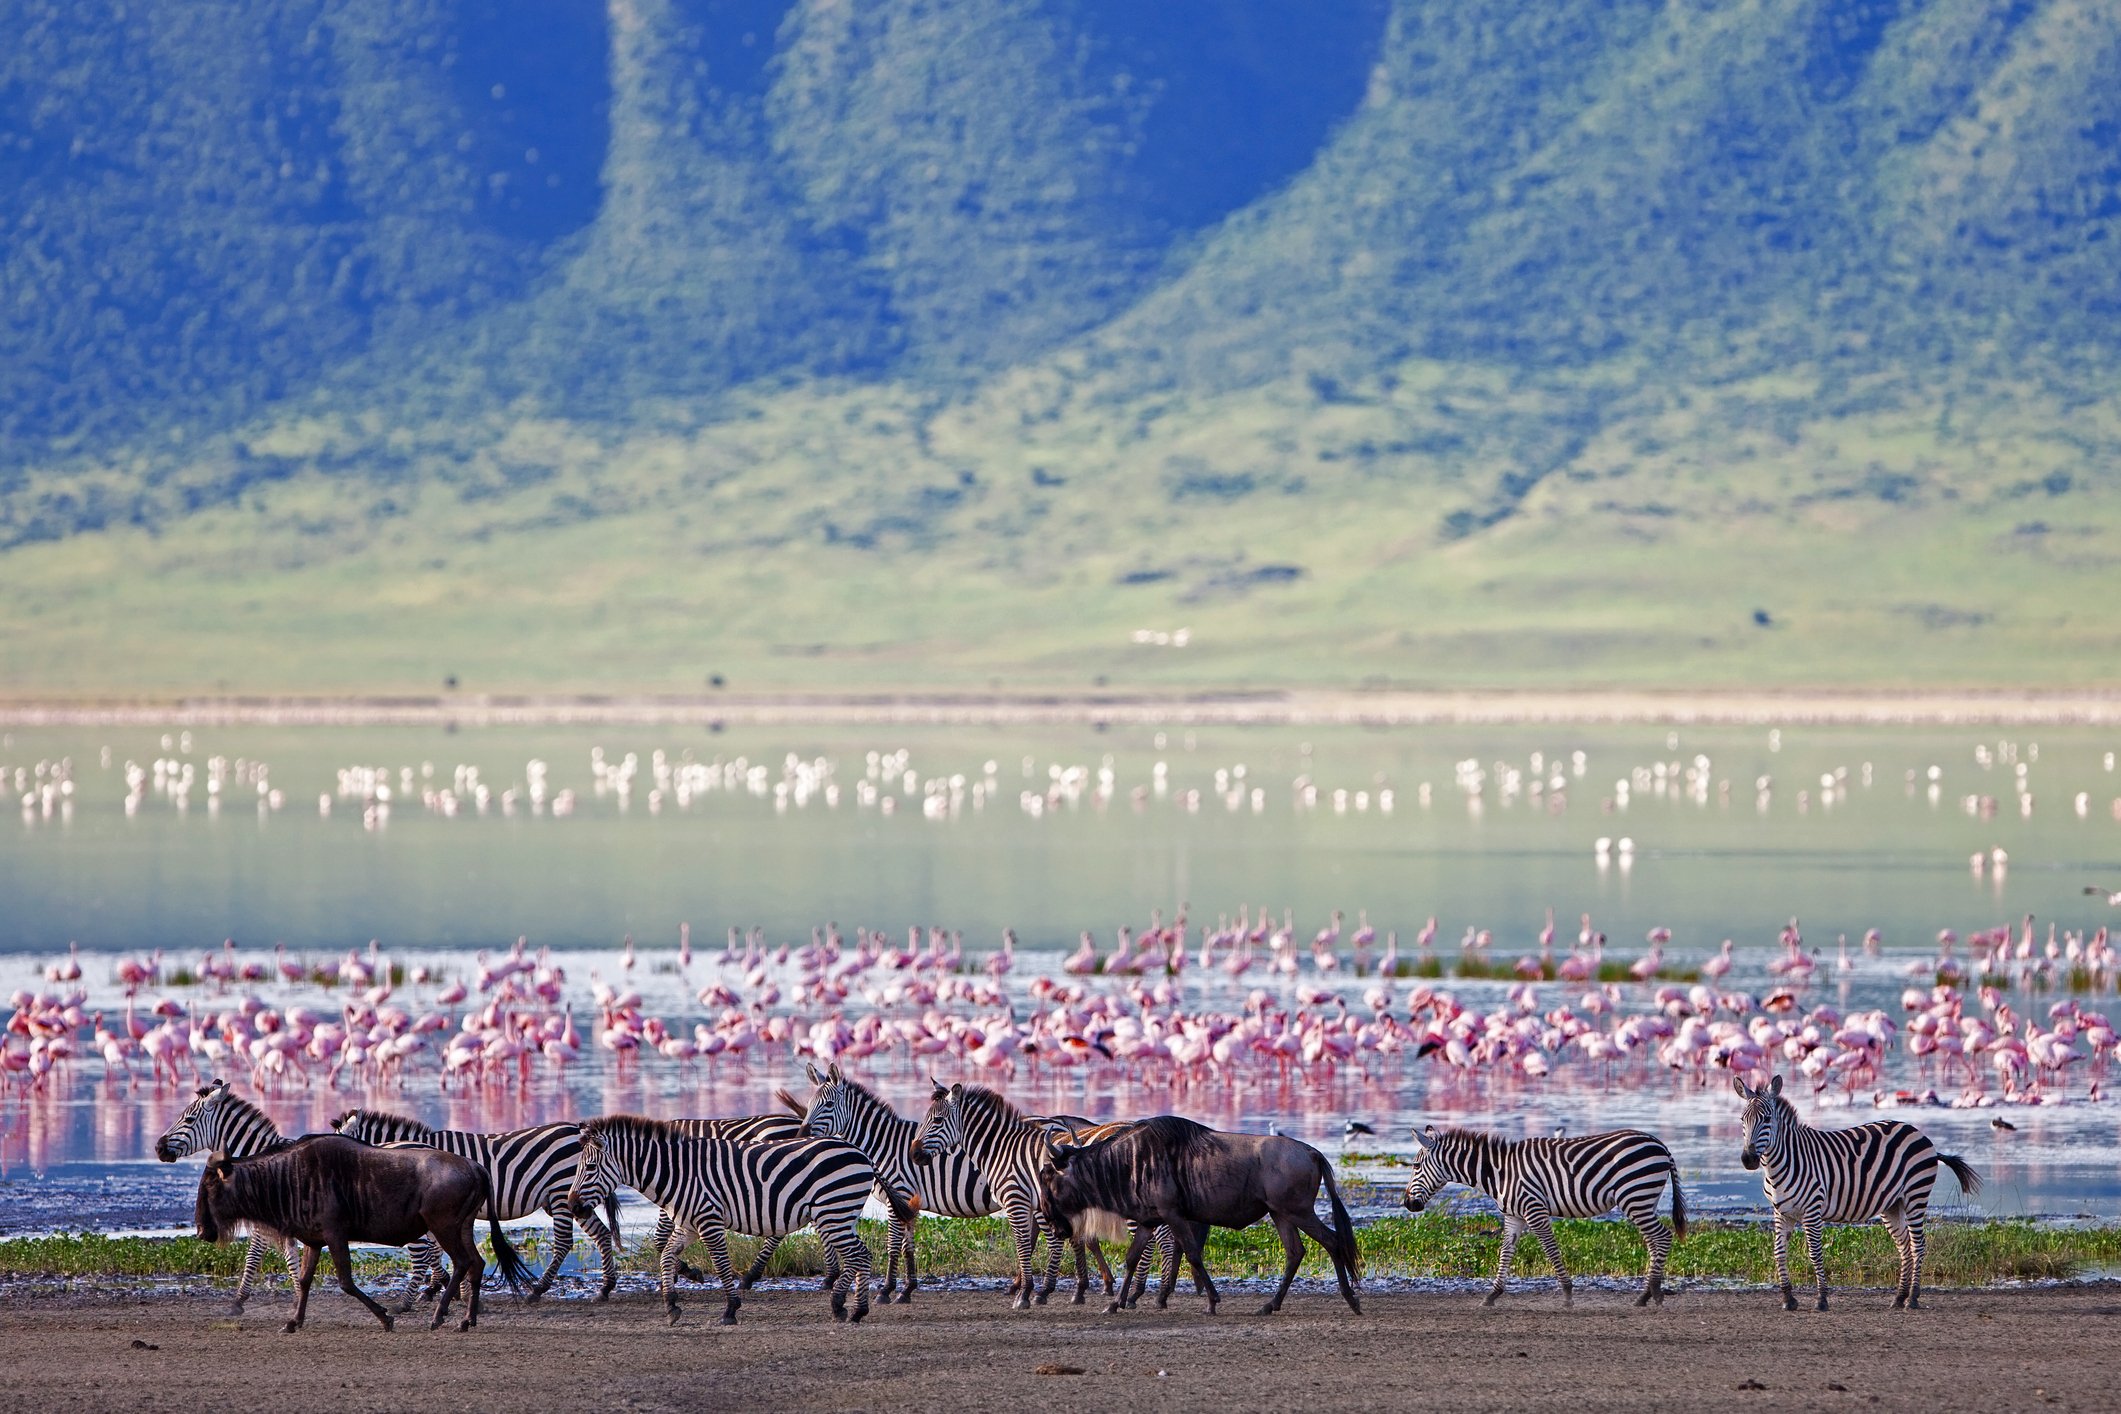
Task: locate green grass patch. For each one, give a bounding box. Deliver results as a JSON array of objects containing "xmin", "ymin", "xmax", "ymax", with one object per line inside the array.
[{"xmin": 15, "ymin": 1218, "xmax": 2117, "ymax": 1289}]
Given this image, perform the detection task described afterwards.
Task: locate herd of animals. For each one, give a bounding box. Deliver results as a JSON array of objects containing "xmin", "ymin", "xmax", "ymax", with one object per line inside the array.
[{"xmin": 162, "ymin": 1066, "xmax": 1981, "ymax": 1333}]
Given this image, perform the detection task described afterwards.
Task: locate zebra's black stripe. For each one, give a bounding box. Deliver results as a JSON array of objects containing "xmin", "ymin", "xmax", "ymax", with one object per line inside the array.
[
  {"xmin": 1735, "ymin": 1074, "xmax": 1979, "ymax": 1310},
  {"xmin": 569, "ymin": 1114, "xmax": 880, "ymax": 1325},
  {"xmin": 1403, "ymin": 1124, "xmax": 1685, "ymax": 1306}
]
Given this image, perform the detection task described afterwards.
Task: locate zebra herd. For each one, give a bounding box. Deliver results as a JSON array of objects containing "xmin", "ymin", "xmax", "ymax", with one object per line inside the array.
[{"xmin": 156, "ymin": 1069, "xmax": 1981, "ymax": 1329}]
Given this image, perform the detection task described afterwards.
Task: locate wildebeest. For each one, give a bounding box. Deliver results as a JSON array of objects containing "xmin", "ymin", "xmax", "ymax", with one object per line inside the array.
[
  {"xmin": 1036, "ymin": 1115, "xmax": 1362, "ymax": 1316},
  {"xmin": 194, "ymin": 1134, "xmax": 529, "ymax": 1333}
]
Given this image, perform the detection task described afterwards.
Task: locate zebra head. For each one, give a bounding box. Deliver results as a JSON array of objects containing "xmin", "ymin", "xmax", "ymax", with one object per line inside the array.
[
  {"xmin": 156, "ymin": 1078, "xmax": 233, "ymax": 1162},
  {"xmin": 1733, "ymin": 1073, "xmax": 1787, "ymax": 1170},
  {"xmin": 1401, "ymin": 1124, "xmax": 1457, "ymax": 1212},
  {"xmin": 909, "ymin": 1078, "xmax": 964, "ymax": 1167},
  {"xmin": 797, "ymin": 1061, "xmax": 851, "ymax": 1141},
  {"xmin": 567, "ymin": 1119, "xmax": 621, "ymax": 1221}
]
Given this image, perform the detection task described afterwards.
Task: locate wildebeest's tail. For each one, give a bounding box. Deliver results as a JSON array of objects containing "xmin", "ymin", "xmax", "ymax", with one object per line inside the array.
[
  {"xmin": 1939, "ymin": 1152, "xmax": 1982, "ymax": 1198},
  {"xmin": 1669, "ymin": 1165, "xmax": 1688, "ymax": 1245},
  {"xmin": 1317, "ymin": 1152, "xmax": 1363, "ymax": 1280},
  {"xmin": 477, "ymin": 1170, "xmax": 532, "ymax": 1293}
]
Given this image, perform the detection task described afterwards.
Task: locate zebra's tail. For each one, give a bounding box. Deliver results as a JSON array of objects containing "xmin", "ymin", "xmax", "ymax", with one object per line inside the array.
[
  {"xmin": 1939, "ymin": 1152, "xmax": 1983, "ymax": 1198},
  {"xmin": 880, "ymin": 1178, "xmax": 920, "ymax": 1229},
  {"xmin": 602, "ymin": 1186, "xmax": 622, "ymax": 1251},
  {"xmin": 478, "ymin": 1171, "xmax": 532, "ymax": 1294},
  {"xmin": 1669, "ymin": 1165, "xmax": 1688, "ymax": 1244},
  {"xmin": 1317, "ymin": 1152, "xmax": 1363, "ymax": 1280},
  {"xmin": 774, "ymin": 1087, "xmax": 808, "ymax": 1120}
]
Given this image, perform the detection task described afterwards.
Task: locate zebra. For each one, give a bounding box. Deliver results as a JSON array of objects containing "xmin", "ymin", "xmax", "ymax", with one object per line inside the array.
[
  {"xmin": 909, "ymin": 1079, "xmax": 1176, "ymax": 1311},
  {"xmin": 153, "ymin": 1079, "xmax": 303, "ymax": 1315},
  {"xmin": 565, "ymin": 1114, "xmax": 901, "ymax": 1325},
  {"xmin": 1734, "ymin": 1074, "xmax": 1981, "ymax": 1311},
  {"xmin": 1402, "ymin": 1123, "xmax": 1686, "ymax": 1307},
  {"xmin": 655, "ymin": 1113, "xmax": 807, "ymax": 1288},
  {"xmin": 331, "ymin": 1109, "xmax": 622, "ymax": 1304}
]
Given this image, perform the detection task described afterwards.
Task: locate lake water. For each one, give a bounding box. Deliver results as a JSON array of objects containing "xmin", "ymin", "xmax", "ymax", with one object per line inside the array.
[{"xmin": 3, "ymin": 720, "xmax": 2119, "ymax": 1237}]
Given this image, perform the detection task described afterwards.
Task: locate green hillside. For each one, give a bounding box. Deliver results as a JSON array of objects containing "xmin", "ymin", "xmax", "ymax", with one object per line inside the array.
[{"xmin": 3, "ymin": 0, "xmax": 2118, "ymax": 695}]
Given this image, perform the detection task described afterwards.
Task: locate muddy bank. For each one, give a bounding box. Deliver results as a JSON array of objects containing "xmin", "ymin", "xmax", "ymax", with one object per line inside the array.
[{"xmin": 3, "ymin": 1283, "xmax": 2115, "ymax": 1413}]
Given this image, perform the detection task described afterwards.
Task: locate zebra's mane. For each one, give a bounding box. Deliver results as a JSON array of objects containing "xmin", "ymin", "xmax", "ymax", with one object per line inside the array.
[
  {"xmin": 202, "ymin": 1087, "xmax": 284, "ymax": 1142},
  {"xmin": 580, "ymin": 1114, "xmax": 677, "ymax": 1144},
  {"xmin": 828, "ymin": 1073, "xmax": 905, "ymax": 1123},
  {"xmin": 334, "ymin": 1107, "xmax": 434, "ymax": 1139},
  {"xmin": 955, "ymin": 1084, "xmax": 1030, "ymax": 1128},
  {"xmin": 1424, "ymin": 1128, "xmax": 1508, "ymax": 1160}
]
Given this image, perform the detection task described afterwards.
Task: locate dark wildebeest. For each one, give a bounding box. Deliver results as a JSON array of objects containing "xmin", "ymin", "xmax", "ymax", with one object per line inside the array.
[
  {"xmin": 194, "ymin": 1133, "xmax": 529, "ymax": 1333},
  {"xmin": 1036, "ymin": 1115, "xmax": 1362, "ymax": 1316}
]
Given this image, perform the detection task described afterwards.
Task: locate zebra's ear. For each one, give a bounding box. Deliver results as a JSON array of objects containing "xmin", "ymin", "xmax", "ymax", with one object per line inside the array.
[
  {"xmin": 1767, "ymin": 1074, "xmax": 1783, "ymax": 1097},
  {"xmin": 828, "ymin": 1062, "xmax": 843, "ymax": 1083},
  {"xmin": 1421, "ymin": 1123, "xmax": 1439, "ymax": 1144},
  {"xmin": 806, "ymin": 1061, "xmax": 824, "ymax": 1085},
  {"xmin": 949, "ymin": 1082, "xmax": 965, "ymax": 1100},
  {"xmin": 930, "ymin": 1076, "xmax": 947, "ymax": 1097}
]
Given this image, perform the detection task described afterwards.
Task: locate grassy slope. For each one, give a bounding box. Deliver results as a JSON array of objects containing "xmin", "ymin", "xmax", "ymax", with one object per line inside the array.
[{"xmin": 3, "ymin": 361, "xmax": 2117, "ymax": 697}]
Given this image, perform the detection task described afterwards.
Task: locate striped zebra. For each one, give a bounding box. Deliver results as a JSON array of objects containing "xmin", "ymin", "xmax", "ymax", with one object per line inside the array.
[
  {"xmin": 153, "ymin": 1079, "xmax": 302, "ymax": 1315},
  {"xmin": 909, "ymin": 1080, "xmax": 1175, "ymax": 1311},
  {"xmin": 1734, "ymin": 1074, "xmax": 1981, "ymax": 1311},
  {"xmin": 1402, "ymin": 1123, "xmax": 1686, "ymax": 1307},
  {"xmin": 656, "ymin": 1113, "xmax": 807, "ymax": 1288},
  {"xmin": 331, "ymin": 1109, "xmax": 622, "ymax": 1303},
  {"xmin": 565, "ymin": 1114, "xmax": 901, "ymax": 1325}
]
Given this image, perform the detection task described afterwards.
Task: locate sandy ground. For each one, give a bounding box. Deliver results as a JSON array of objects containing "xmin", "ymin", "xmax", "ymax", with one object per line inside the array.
[
  {"xmin": 3, "ymin": 686, "xmax": 2120, "ymax": 727},
  {"xmin": 3, "ymin": 1283, "xmax": 2116, "ymax": 1412}
]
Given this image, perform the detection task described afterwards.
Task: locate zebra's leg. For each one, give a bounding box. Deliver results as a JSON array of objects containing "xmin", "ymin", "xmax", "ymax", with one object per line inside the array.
[
  {"xmin": 572, "ymin": 1204, "xmax": 620, "ymax": 1303},
  {"xmin": 1906, "ymin": 1212, "xmax": 1928, "ymax": 1310},
  {"xmin": 1034, "ymin": 1213, "xmax": 1067, "ymax": 1305},
  {"xmin": 1260, "ymin": 1213, "xmax": 1306, "ymax": 1315},
  {"xmin": 1155, "ymin": 1224, "xmax": 1181, "ymax": 1309},
  {"xmin": 1771, "ymin": 1211, "xmax": 1798, "ymax": 1311},
  {"xmin": 325, "ymin": 1238, "xmax": 395, "ymax": 1332},
  {"xmin": 655, "ymin": 1208, "xmax": 707, "ymax": 1284},
  {"xmin": 1529, "ymin": 1215, "xmax": 1571, "ymax": 1308},
  {"xmin": 1006, "ymin": 1196, "xmax": 1041, "ymax": 1310},
  {"xmin": 418, "ymin": 1233, "xmax": 449, "ymax": 1301},
  {"xmin": 659, "ymin": 1218, "xmax": 697, "ymax": 1324},
  {"xmin": 826, "ymin": 1217, "xmax": 872, "ymax": 1323},
  {"xmin": 738, "ymin": 1234, "xmax": 784, "ymax": 1289},
  {"xmin": 881, "ymin": 1213, "xmax": 904, "ymax": 1303},
  {"xmin": 397, "ymin": 1237, "xmax": 440, "ymax": 1311},
  {"xmin": 283, "ymin": 1243, "xmax": 321, "ymax": 1334},
  {"xmin": 1882, "ymin": 1209, "xmax": 1913, "ymax": 1309},
  {"xmin": 899, "ymin": 1211, "xmax": 920, "ymax": 1303},
  {"xmin": 697, "ymin": 1223, "xmax": 743, "ymax": 1326},
  {"xmin": 229, "ymin": 1232, "xmax": 269, "ymax": 1316},
  {"xmin": 1485, "ymin": 1213, "xmax": 1527, "ymax": 1307},
  {"xmin": 1633, "ymin": 1207, "xmax": 1674, "ymax": 1307},
  {"xmin": 1801, "ymin": 1212, "xmax": 1829, "ymax": 1312},
  {"xmin": 527, "ymin": 1203, "xmax": 577, "ymax": 1301}
]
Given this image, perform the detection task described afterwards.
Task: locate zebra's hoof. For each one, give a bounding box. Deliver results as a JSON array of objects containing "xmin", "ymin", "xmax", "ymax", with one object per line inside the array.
[
  {"xmin": 524, "ymin": 1288, "xmax": 546, "ymax": 1305},
  {"xmin": 850, "ymin": 1303, "xmax": 869, "ymax": 1324},
  {"xmin": 668, "ymin": 1305, "xmax": 684, "ymax": 1326},
  {"xmin": 1071, "ymin": 1291, "xmax": 1087, "ymax": 1306},
  {"xmin": 1482, "ymin": 1293, "xmax": 1501, "ymax": 1308},
  {"xmin": 1781, "ymin": 1296, "xmax": 1799, "ymax": 1312},
  {"xmin": 1102, "ymin": 1302, "xmax": 1123, "ymax": 1316},
  {"xmin": 280, "ymin": 1321, "xmax": 299, "ymax": 1335},
  {"xmin": 457, "ymin": 1318, "xmax": 474, "ymax": 1333},
  {"xmin": 1034, "ymin": 1290, "xmax": 1050, "ymax": 1306},
  {"xmin": 1816, "ymin": 1299, "xmax": 1830, "ymax": 1313},
  {"xmin": 1256, "ymin": 1301, "xmax": 1280, "ymax": 1316}
]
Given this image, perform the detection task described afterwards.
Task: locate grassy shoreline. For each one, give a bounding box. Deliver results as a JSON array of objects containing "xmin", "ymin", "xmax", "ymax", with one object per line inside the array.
[{"xmin": 7, "ymin": 1217, "xmax": 2117, "ymax": 1290}]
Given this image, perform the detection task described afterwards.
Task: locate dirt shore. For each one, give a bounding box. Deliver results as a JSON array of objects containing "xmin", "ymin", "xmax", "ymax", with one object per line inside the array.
[
  {"xmin": 3, "ymin": 1284, "xmax": 2115, "ymax": 1412},
  {"xmin": 4, "ymin": 686, "xmax": 2120, "ymax": 728}
]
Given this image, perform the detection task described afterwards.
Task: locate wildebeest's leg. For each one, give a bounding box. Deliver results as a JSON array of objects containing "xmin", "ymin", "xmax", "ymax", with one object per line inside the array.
[
  {"xmin": 429, "ymin": 1216, "xmax": 485, "ymax": 1332},
  {"xmin": 283, "ymin": 1243, "xmax": 321, "ymax": 1334},
  {"xmin": 326, "ymin": 1238, "xmax": 395, "ymax": 1331},
  {"xmin": 1104, "ymin": 1226, "xmax": 1156, "ymax": 1315},
  {"xmin": 527, "ymin": 1202, "xmax": 577, "ymax": 1301},
  {"xmin": 1485, "ymin": 1213, "xmax": 1527, "ymax": 1307},
  {"xmin": 1528, "ymin": 1214, "xmax": 1571, "ymax": 1308},
  {"xmin": 1260, "ymin": 1214, "xmax": 1307, "ymax": 1315},
  {"xmin": 1172, "ymin": 1219, "xmax": 1219, "ymax": 1315},
  {"xmin": 697, "ymin": 1222, "xmax": 743, "ymax": 1326},
  {"xmin": 1075, "ymin": 1235, "xmax": 1114, "ymax": 1305},
  {"xmin": 1287, "ymin": 1206, "xmax": 1361, "ymax": 1314},
  {"xmin": 738, "ymin": 1234, "xmax": 783, "ymax": 1289}
]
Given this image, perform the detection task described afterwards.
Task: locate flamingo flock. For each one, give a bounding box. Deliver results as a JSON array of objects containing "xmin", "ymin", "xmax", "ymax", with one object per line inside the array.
[{"xmin": 8, "ymin": 908, "xmax": 2119, "ymax": 1118}]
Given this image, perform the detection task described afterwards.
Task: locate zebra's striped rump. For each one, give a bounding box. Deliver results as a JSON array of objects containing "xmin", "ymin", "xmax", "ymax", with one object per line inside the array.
[
  {"xmin": 1405, "ymin": 1124, "xmax": 1684, "ymax": 1307},
  {"xmin": 569, "ymin": 1114, "xmax": 887, "ymax": 1325},
  {"xmin": 1734, "ymin": 1074, "xmax": 1980, "ymax": 1311}
]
